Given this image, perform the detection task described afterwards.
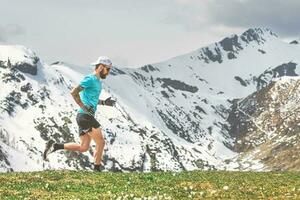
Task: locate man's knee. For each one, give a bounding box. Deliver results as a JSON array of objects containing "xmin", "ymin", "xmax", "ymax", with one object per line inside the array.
[
  {"xmin": 79, "ymin": 146, "xmax": 89, "ymax": 152},
  {"xmin": 91, "ymin": 128, "xmax": 105, "ymax": 142}
]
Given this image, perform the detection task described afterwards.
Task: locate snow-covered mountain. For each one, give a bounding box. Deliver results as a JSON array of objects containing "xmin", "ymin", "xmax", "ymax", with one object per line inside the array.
[{"xmin": 0, "ymin": 28, "xmax": 299, "ymax": 172}]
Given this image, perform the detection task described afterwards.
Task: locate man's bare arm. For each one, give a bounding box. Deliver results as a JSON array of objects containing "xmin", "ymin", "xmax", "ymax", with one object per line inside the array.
[{"xmin": 70, "ymin": 85, "xmax": 85, "ymax": 108}]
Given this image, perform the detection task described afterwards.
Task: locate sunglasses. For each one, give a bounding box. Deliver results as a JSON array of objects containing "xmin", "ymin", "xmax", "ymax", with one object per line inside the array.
[{"xmin": 103, "ymin": 65, "xmax": 111, "ymax": 71}]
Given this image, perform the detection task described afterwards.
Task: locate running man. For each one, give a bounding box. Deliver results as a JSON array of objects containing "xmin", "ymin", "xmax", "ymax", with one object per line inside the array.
[{"xmin": 43, "ymin": 56, "xmax": 116, "ymax": 171}]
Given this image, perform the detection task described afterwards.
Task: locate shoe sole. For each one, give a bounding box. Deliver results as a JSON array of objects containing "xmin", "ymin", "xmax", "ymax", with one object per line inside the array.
[{"xmin": 43, "ymin": 139, "xmax": 55, "ymax": 161}]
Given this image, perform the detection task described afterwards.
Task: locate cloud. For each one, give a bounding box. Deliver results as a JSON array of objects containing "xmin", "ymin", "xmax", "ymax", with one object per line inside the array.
[
  {"xmin": 164, "ymin": 0, "xmax": 212, "ymax": 30},
  {"xmin": 165, "ymin": 0, "xmax": 300, "ymax": 37},
  {"xmin": 110, "ymin": 55, "xmax": 130, "ymax": 67},
  {"xmin": 0, "ymin": 24, "xmax": 26, "ymax": 42},
  {"xmin": 207, "ymin": 0, "xmax": 300, "ymax": 37}
]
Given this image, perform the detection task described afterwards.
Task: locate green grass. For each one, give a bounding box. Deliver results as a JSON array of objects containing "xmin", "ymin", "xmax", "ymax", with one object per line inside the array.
[{"xmin": 0, "ymin": 170, "xmax": 299, "ymax": 199}]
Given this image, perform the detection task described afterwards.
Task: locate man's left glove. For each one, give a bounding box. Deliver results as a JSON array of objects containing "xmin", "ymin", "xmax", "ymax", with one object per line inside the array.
[{"xmin": 103, "ymin": 97, "xmax": 116, "ymax": 107}]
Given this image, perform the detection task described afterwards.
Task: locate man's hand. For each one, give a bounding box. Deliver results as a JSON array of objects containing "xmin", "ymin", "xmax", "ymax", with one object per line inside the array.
[{"xmin": 103, "ymin": 97, "xmax": 116, "ymax": 107}]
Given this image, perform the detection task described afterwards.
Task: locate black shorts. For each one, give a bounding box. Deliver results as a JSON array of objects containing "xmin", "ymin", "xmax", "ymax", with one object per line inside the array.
[{"xmin": 76, "ymin": 113, "xmax": 100, "ymax": 136}]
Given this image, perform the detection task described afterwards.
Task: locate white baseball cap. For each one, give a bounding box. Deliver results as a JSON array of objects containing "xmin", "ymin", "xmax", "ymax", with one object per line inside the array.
[{"xmin": 90, "ymin": 56, "xmax": 112, "ymax": 67}]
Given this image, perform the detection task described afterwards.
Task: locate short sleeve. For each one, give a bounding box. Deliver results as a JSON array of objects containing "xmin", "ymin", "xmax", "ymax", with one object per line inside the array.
[{"xmin": 79, "ymin": 75, "xmax": 93, "ymax": 89}]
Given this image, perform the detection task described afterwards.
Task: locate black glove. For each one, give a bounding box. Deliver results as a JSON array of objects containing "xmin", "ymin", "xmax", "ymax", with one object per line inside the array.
[
  {"xmin": 83, "ymin": 105, "xmax": 95, "ymax": 115},
  {"xmin": 103, "ymin": 97, "xmax": 116, "ymax": 107}
]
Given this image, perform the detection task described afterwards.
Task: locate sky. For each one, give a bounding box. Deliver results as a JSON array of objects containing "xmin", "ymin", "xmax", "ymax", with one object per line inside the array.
[{"xmin": 0, "ymin": 0, "xmax": 299, "ymax": 68}]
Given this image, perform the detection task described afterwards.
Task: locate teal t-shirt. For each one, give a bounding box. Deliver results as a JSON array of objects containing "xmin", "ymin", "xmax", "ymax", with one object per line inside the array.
[{"xmin": 78, "ymin": 74, "xmax": 102, "ymax": 114}]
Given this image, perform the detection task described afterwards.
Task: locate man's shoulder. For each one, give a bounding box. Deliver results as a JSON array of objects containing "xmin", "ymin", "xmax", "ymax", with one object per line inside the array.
[
  {"xmin": 84, "ymin": 74, "xmax": 102, "ymax": 85},
  {"xmin": 89, "ymin": 74, "xmax": 102, "ymax": 82},
  {"xmin": 82, "ymin": 74, "xmax": 96, "ymax": 81},
  {"xmin": 84, "ymin": 74, "xmax": 94, "ymax": 78},
  {"xmin": 80, "ymin": 74, "xmax": 95, "ymax": 88}
]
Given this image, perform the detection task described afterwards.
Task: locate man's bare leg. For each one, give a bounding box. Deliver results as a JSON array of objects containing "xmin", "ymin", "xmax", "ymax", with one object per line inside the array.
[
  {"xmin": 43, "ymin": 134, "xmax": 91, "ymax": 160},
  {"xmin": 88, "ymin": 127, "xmax": 105, "ymax": 165},
  {"xmin": 63, "ymin": 133, "xmax": 91, "ymax": 152}
]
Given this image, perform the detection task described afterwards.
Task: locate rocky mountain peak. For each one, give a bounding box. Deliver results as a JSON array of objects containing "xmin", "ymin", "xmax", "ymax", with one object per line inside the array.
[
  {"xmin": 240, "ymin": 28, "xmax": 278, "ymax": 44},
  {"xmin": 0, "ymin": 45, "xmax": 40, "ymax": 75},
  {"xmin": 290, "ymin": 39, "xmax": 299, "ymax": 45},
  {"xmin": 192, "ymin": 28, "xmax": 278, "ymax": 65},
  {"xmin": 218, "ymin": 28, "xmax": 277, "ymax": 54}
]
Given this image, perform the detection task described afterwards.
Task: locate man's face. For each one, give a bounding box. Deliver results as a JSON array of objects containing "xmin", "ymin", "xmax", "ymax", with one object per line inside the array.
[{"xmin": 98, "ymin": 64, "xmax": 111, "ymax": 79}]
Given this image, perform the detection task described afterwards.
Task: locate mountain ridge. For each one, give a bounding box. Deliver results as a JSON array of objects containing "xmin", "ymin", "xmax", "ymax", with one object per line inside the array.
[{"xmin": 0, "ymin": 27, "xmax": 300, "ymax": 172}]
